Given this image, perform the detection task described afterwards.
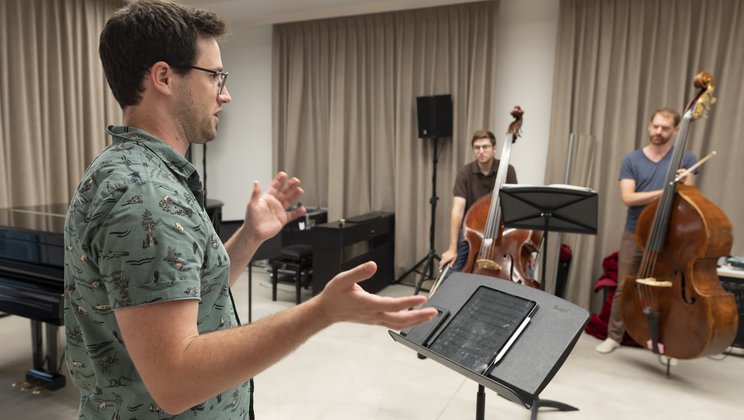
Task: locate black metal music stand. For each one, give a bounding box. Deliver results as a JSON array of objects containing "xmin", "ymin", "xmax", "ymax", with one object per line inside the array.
[
  {"xmin": 390, "ymin": 272, "xmax": 590, "ymax": 420},
  {"xmin": 498, "ymin": 185, "xmax": 598, "ymax": 291}
]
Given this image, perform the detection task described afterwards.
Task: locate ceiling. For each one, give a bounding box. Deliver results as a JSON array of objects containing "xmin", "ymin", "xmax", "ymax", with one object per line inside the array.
[{"xmin": 177, "ymin": 0, "xmax": 478, "ymax": 26}]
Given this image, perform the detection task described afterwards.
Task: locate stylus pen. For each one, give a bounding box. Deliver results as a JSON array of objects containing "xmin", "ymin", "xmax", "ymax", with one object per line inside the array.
[{"xmin": 482, "ymin": 316, "xmax": 532, "ymax": 374}]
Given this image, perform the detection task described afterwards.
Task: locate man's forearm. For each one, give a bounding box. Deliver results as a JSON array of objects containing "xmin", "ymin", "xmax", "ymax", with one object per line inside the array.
[
  {"xmin": 224, "ymin": 224, "xmax": 263, "ymax": 285},
  {"xmin": 140, "ymin": 297, "xmax": 331, "ymax": 414}
]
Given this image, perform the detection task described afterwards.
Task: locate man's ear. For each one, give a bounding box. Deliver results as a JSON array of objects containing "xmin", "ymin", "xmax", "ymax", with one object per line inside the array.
[{"xmin": 147, "ymin": 61, "xmax": 176, "ymax": 96}]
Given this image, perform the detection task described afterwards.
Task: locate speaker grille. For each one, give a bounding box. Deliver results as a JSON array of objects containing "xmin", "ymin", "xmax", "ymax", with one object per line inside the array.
[{"xmin": 417, "ymin": 94, "xmax": 452, "ymax": 138}]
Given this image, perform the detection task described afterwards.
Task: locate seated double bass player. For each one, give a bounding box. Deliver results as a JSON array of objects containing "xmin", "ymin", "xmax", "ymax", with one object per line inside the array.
[
  {"xmin": 439, "ymin": 129, "xmax": 518, "ymax": 272},
  {"xmin": 438, "ymin": 108, "xmax": 541, "ymax": 289}
]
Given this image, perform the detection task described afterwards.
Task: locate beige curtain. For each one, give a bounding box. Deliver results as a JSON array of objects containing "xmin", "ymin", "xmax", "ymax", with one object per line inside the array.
[
  {"xmin": 547, "ymin": 0, "xmax": 744, "ymax": 310},
  {"xmin": 273, "ymin": 1, "xmax": 500, "ymax": 280},
  {"xmin": 0, "ymin": 0, "xmax": 123, "ymax": 209}
]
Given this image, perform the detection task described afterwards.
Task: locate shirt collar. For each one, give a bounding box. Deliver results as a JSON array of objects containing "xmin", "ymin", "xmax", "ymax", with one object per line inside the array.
[
  {"xmin": 106, "ymin": 125, "xmax": 196, "ymax": 179},
  {"xmin": 470, "ymin": 159, "xmax": 497, "ymax": 176},
  {"xmin": 106, "ymin": 125, "xmax": 205, "ymax": 204}
]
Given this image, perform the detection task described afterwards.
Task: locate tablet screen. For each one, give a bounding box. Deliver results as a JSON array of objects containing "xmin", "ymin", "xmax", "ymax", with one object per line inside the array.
[{"xmin": 428, "ymin": 286, "xmax": 537, "ymax": 373}]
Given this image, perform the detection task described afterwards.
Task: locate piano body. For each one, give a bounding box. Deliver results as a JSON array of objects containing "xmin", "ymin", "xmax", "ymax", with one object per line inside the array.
[
  {"xmin": 0, "ymin": 203, "xmax": 67, "ymax": 391},
  {"xmin": 0, "ymin": 200, "xmax": 224, "ymax": 392}
]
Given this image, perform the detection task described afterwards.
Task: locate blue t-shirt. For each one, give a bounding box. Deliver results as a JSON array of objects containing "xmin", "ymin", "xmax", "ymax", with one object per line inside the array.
[{"xmin": 619, "ymin": 147, "xmax": 697, "ymax": 233}]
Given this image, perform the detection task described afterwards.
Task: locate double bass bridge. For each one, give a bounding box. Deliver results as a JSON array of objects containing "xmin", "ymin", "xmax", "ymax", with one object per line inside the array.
[
  {"xmin": 636, "ymin": 277, "xmax": 673, "ymax": 288},
  {"xmin": 476, "ymin": 259, "xmax": 502, "ymax": 271}
]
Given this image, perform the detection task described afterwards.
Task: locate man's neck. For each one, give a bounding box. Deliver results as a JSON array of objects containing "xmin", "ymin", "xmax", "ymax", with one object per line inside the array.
[
  {"xmin": 476, "ymin": 158, "xmax": 495, "ymax": 175},
  {"xmin": 642, "ymin": 141, "xmax": 673, "ymax": 163},
  {"xmin": 123, "ymin": 106, "xmax": 189, "ymax": 155}
]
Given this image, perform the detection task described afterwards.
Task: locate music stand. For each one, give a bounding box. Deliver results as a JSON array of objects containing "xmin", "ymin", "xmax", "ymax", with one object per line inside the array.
[
  {"xmin": 498, "ymin": 185, "xmax": 598, "ymax": 291},
  {"xmin": 390, "ymin": 272, "xmax": 590, "ymax": 420}
]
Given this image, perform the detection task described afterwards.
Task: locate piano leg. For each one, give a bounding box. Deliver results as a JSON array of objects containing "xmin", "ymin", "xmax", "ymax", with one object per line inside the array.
[
  {"xmin": 26, "ymin": 320, "xmax": 65, "ymax": 391},
  {"xmin": 31, "ymin": 320, "xmax": 43, "ymax": 369}
]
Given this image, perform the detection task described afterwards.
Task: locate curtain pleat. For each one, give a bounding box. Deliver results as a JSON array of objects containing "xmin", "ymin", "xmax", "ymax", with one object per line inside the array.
[
  {"xmin": 273, "ymin": 1, "xmax": 500, "ymax": 279},
  {"xmin": 0, "ymin": 0, "xmax": 123, "ymax": 208}
]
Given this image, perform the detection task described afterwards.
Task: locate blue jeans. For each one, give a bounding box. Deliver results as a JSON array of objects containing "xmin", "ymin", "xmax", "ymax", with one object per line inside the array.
[{"xmin": 451, "ymin": 230, "xmax": 469, "ymax": 271}]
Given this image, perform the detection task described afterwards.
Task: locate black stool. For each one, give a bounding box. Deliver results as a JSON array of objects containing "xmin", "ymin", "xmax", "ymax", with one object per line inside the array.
[{"xmin": 269, "ymin": 244, "xmax": 313, "ymax": 304}]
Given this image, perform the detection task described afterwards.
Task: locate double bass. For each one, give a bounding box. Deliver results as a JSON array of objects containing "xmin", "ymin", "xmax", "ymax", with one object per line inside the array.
[
  {"xmin": 620, "ymin": 72, "xmax": 738, "ymax": 360},
  {"xmin": 461, "ymin": 107, "xmax": 542, "ymax": 287}
]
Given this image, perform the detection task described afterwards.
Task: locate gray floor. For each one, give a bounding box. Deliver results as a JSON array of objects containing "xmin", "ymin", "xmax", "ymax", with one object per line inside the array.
[{"xmin": 1, "ymin": 267, "xmax": 743, "ymax": 419}]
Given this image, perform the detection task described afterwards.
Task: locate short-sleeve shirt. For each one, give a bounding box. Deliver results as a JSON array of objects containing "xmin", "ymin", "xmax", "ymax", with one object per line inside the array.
[
  {"xmin": 619, "ymin": 147, "xmax": 697, "ymax": 233},
  {"xmin": 64, "ymin": 126, "xmax": 252, "ymax": 419},
  {"xmin": 453, "ymin": 159, "xmax": 518, "ymax": 213}
]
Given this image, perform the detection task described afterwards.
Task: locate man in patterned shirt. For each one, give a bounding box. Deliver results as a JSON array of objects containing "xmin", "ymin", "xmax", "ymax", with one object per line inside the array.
[{"xmin": 64, "ymin": 1, "xmax": 437, "ymax": 419}]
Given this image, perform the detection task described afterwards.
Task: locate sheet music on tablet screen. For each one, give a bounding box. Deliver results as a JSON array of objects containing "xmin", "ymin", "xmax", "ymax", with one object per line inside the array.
[{"xmin": 428, "ymin": 286, "xmax": 538, "ymax": 374}]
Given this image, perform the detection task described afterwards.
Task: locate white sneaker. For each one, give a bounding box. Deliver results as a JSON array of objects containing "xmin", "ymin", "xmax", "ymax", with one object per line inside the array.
[
  {"xmin": 596, "ymin": 338, "xmax": 621, "ymax": 354},
  {"xmin": 658, "ymin": 355, "xmax": 678, "ymax": 366}
]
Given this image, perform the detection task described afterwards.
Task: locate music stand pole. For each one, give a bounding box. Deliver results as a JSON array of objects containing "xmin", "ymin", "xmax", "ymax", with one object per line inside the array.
[
  {"xmin": 476, "ymin": 384, "xmax": 486, "ymax": 420},
  {"xmin": 540, "ymin": 214, "xmax": 550, "ymax": 290}
]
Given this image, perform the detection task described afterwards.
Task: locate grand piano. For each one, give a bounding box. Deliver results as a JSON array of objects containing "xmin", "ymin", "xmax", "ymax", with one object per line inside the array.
[
  {"xmin": 0, "ymin": 203, "xmax": 67, "ymax": 391},
  {"xmin": 0, "ymin": 200, "xmax": 225, "ymax": 393}
]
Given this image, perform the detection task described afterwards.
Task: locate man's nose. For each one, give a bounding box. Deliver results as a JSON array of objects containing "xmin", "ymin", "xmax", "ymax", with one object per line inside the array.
[{"xmin": 219, "ymin": 86, "xmax": 232, "ymax": 103}]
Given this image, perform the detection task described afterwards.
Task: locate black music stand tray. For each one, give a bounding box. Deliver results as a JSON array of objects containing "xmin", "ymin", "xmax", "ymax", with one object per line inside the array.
[
  {"xmin": 390, "ymin": 272, "xmax": 589, "ymax": 420},
  {"xmin": 498, "ymin": 185, "xmax": 598, "ymax": 291}
]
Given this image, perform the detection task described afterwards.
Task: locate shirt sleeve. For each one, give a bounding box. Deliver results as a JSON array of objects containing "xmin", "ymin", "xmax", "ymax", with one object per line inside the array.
[
  {"xmin": 682, "ymin": 151, "xmax": 699, "ymax": 173},
  {"xmin": 88, "ymin": 180, "xmax": 204, "ymax": 309},
  {"xmin": 619, "ymin": 153, "xmax": 634, "ymax": 181},
  {"xmin": 453, "ymin": 165, "xmax": 469, "ymax": 198},
  {"xmin": 506, "ymin": 164, "xmax": 518, "ymax": 184}
]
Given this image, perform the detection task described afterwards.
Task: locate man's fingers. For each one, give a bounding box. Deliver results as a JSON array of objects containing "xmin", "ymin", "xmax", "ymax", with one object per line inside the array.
[
  {"xmin": 250, "ymin": 180, "xmax": 262, "ymax": 202},
  {"xmin": 287, "ymin": 206, "xmax": 306, "ymax": 222},
  {"xmin": 380, "ymin": 307, "xmax": 438, "ymax": 330},
  {"xmin": 335, "ymin": 261, "xmax": 378, "ymax": 287}
]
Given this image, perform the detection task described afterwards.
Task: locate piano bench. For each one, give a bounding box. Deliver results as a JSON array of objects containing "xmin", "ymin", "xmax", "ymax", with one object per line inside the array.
[{"xmin": 269, "ymin": 244, "xmax": 313, "ymax": 305}]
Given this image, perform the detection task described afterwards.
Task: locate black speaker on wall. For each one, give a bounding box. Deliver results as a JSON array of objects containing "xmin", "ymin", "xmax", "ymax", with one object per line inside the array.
[{"xmin": 417, "ymin": 94, "xmax": 453, "ymax": 139}]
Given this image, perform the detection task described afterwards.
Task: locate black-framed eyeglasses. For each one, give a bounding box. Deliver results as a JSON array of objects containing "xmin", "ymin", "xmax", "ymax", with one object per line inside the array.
[{"xmin": 181, "ymin": 65, "xmax": 229, "ymax": 98}]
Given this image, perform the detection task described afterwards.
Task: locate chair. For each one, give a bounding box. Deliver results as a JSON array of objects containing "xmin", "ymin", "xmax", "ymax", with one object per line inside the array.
[{"xmin": 269, "ymin": 244, "xmax": 313, "ymax": 304}]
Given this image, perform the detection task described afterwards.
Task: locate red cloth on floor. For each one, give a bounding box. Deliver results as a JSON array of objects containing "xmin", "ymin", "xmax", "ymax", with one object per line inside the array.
[{"xmin": 584, "ymin": 252, "xmax": 639, "ymax": 346}]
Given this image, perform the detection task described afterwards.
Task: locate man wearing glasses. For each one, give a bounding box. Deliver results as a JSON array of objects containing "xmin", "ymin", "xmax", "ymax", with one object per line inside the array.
[
  {"xmin": 439, "ymin": 130, "xmax": 518, "ymax": 271},
  {"xmin": 63, "ymin": 1, "xmax": 436, "ymax": 419}
]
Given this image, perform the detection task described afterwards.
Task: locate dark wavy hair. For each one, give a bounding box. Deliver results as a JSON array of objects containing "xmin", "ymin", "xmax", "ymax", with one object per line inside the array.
[
  {"xmin": 99, "ymin": 0, "xmax": 226, "ymax": 108},
  {"xmin": 470, "ymin": 130, "xmax": 496, "ymax": 147}
]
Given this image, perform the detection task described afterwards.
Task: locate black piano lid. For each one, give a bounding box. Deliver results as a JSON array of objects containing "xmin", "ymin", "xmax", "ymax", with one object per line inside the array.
[
  {"xmin": 0, "ymin": 203, "xmax": 67, "ymax": 266},
  {"xmin": 0, "ymin": 203, "xmax": 67, "ymax": 235}
]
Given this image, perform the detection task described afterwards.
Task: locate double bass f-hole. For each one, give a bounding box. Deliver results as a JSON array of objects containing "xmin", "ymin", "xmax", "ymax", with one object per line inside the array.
[{"xmin": 675, "ymin": 268, "xmax": 696, "ymax": 306}]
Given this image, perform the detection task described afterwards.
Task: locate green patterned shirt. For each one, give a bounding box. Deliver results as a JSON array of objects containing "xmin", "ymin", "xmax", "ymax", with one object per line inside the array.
[{"xmin": 64, "ymin": 126, "xmax": 252, "ymax": 419}]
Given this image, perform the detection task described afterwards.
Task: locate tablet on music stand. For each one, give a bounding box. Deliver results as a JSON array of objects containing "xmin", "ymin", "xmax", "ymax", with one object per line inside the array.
[{"xmin": 427, "ymin": 286, "xmax": 538, "ymax": 374}]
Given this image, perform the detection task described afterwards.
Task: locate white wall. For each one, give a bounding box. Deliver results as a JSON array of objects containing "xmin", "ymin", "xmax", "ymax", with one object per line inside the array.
[
  {"xmin": 494, "ymin": 0, "xmax": 559, "ymax": 186},
  {"xmin": 198, "ymin": 24, "xmax": 275, "ymax": 221},
  {"xmin": 207, "ymin": 0, "xmax": 560, "ymax": 220}
]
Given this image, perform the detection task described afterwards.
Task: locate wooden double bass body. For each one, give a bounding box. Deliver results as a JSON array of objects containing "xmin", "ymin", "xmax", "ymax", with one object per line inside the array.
[
  {"xmin": 462, "ymin": 199, "xmax": 542, "ymax": 287},
  {"xmin": 622, "ymin": 184, "xmax": 737, "ymax": 359},
  {"xmin": 461, "ymin": 107, "xmax": 542, "ymax": 288},
  {"xmin": 620, "ymin": 72, "xmax": 738, "ymax": 360}
]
